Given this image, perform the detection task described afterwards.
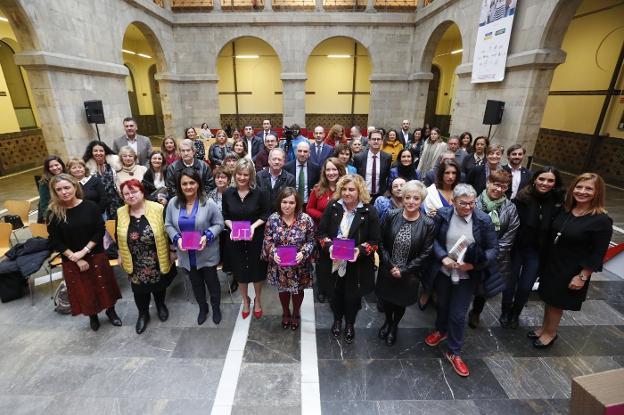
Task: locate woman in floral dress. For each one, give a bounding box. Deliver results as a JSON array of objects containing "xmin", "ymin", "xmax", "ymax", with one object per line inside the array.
[{"xmin": 262, "ymin": 187, "xmax": 315, "ymax": 330}]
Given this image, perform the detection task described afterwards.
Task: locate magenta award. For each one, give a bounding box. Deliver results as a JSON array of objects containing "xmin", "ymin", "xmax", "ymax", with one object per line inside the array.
[
  {"xmin": 231, "ymin": 221, "xmax": 252, "ymax": 241},
  {"xmin": 277, "ymin": 246, "xmax": 297, "ymax": 266},
  {"xmin": 181, "ymin": 231, "xmax": 202, "ymax": 250},
  {"xmin": 332, "ymin": 239, "xmax": 356, "ymax": 260}
]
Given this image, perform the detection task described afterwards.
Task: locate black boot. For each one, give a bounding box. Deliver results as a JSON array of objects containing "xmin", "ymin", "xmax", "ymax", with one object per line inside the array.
[
  {"xmin": 156, "ymin": 303, "xmax": 169, "ymax": 322},
  {"xmin": 344, "ymin": 324, "xmax": 355, "ymax": 344},
  {"xmin": 468, "ymin": 310, "xmax": 480, "ymax": 329},
  {"xmin": 331, "ymin": 320, "xmax": 342, "ymax": 337},
  {"xmin": 499, "ymin": 303, "xmax": 513, "ymax": 328},
  {"xmin": 386, "ymin": 323, "xmax": 398, "ymax": 346},
  {"xmin": 229, "ymin": 278, "xmax": 238, "ymax": 293},
  {"xmin": 212, "ymin": 304, "xmax": 222, "ymax": 325},
  {"xmin": 105, "ymin": 307, "xmax": 122, "ymax": 326},
  {"xmin": 197, "ymin": 302, "xmax": 209, "ymax": 325},
  {"xmin": 89, "ymin": 315, "xmax": 100, "ymax": 331},
  {"xmin": 136, "ymin": 313, "xmax": 150, "ymax": 334},
  {"xmin": 378, "ymin": 320, "xmax": 392, "ymax": 340},
  {"xmin": 510, "ymin": 303, "xmax": 524, "ymax": 329}
]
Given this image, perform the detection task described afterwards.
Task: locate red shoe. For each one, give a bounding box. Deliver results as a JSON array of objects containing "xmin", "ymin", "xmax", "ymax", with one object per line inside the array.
[
  {"xmin": 424, "ymin": 331, "xmax": 448, "ymax": 347},
  {"xmin": 445, "ymin": 352, "xmax": 470, "ymax": 377},
  {"xmin": 241, "ymin": 296, "xmax": 251, "ymax": 319},
  {"xmin": 253, "ymin": 300, "xmax": 263, "ymax": 319}
]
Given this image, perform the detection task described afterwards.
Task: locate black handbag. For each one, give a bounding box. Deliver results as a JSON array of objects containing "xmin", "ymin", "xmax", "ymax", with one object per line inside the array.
[{"xmin": 3, "ymin": 215, "xmax": 24, "ymax": 230}]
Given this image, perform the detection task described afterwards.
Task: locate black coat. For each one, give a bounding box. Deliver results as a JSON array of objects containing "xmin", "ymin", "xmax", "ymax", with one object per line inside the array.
[
  {"xmin": 284, "ymin": 160, "xmax": 321, "ymax": 199},
  {"xmin": 81, "ymin": 176, "xmax": 109, "ymax": 214},
  {"xmin": 256, "ymin": 169, "xmax": 296, "ymax": 211},
  {"xmin": 165, "ymin": 158, "xmax": 215, "ymax": 198},
  {"xmin": 316, "ymin": 201, "xmax": 381, "ymax": 299},
  {"xmin": 352, "ymin": 150, "xmax": 392, "ymax": 196},
  {"xmin": 142, "ymin": 169, "xmax": 169, "ymax": 201},
  {"xmin": 375, "ymin": 210, "xmax": 435, "ymax": 306},
  {"xmin": 467, "ymin": 165, "xmax": 488, "ymax": 196}
]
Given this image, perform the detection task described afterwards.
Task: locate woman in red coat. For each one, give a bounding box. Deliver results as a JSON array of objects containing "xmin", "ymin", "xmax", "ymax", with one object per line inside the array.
[{"xmin": 306, "ymin": 157, "xmax": 347, "ymax": 226}]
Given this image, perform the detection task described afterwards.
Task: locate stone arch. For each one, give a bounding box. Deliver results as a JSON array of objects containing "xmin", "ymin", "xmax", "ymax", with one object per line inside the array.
[
  {"xmin": 214, "ymin": 35, "xmax": 283, "ymax": 73},
  {"xmin": 303, "ymin": 33, "xmax": 374, "ymax": 73},
  {"xmin": 0, "ymin": 0, "xmax": 40, "ymax": 51},
  {"xmin": 121, "ymin": 21, "xmax": 169, "ymax": 73},
  {"xmin": 540, "ymin": 0, "xmax": 584, "ymax": 50},
  {"xmin": 419, "ymin": 20, "xmax": 464, "ymax": 73}
]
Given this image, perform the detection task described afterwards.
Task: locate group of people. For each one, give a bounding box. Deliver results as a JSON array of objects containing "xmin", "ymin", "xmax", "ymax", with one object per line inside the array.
[{"xmin": 37, "ymin": 117, "xmax": 612, "ymax": 378}]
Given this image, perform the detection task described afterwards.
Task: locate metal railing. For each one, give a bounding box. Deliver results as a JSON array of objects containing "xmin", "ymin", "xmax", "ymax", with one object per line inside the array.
[{"xmin": 154, "ymin": 0, "xmax": 428, "ymax": 10}]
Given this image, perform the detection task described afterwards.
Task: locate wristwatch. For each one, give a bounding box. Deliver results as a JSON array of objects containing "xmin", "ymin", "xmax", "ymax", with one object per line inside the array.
[{"xmin": 579, "ymin": 274, "xmax": 589, "ymax": 281}]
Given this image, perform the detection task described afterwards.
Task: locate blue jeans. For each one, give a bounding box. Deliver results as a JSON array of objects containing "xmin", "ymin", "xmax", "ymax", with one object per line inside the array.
[
  {"xmin": 504, "ymin": 244, "xmax": 540, "ymax": 306},
  {"xmin": 434, "ymin": 272, "xmax": 477, "ymax": 356}
]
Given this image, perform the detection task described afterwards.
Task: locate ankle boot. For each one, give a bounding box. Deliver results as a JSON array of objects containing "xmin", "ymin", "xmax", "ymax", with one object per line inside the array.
[
  {"xmin": 89, "ymin": 315, "xmax": 100, "ymax": 331},
  {"xmin": 386, "ymin": 324, "xmax": 398, "ymax": 346},
  {"xmin": 499, "ymin": 303, "xmax": 513, "ymax": 328},
  {"xmin": 197, "ymin": 303, "xmax": 209, "ymax": 325},
  {"xmin": 378, "ymin": 320, "xmax": 392, "ymax": 340},
  {"xmin": 510, "ymin": 303, "xmax": 524, "ymax": 329},
  {"xmin": 136, "ymin": 313, "xmax": 150, "ymax": 334},
  {"xmin": 105, "ymin": 307, "xmax": 122, "ymax": 326},
  {"xmin": 212, "ymin": 304, "xmax": 222, "ymax": 325}
]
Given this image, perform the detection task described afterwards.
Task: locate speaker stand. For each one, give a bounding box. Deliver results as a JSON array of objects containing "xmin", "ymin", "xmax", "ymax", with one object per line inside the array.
[
  {"xmin": 487, "ymin": 124, "xmax": 493, "ymax": 140},
  {"xmin": 95, "ymin": 123, "xmax": 101, "ymax": 141}
]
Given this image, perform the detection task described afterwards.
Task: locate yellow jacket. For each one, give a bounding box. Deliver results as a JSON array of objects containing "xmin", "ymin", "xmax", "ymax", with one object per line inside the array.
[
  {"xmin": 382, "ymin": 140, "xmax": 404, "ymax": 163},
  {"xmin": 116, "ymin": 200, "xmax": 171, "ymax": 275}
]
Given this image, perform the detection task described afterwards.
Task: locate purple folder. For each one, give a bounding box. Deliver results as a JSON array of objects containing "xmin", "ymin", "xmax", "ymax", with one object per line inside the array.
[
  {"xmin": 231, "ymin": 221, "xmax": 252, "ymax": 241},
  {"xmin": 332, "ymin": 238, "xmax": 355, "ymax": 261},
  {"xmin": 277, "ymin": 246, "xmax": 297, "ymax": 266},
  {"xmin": 181, "ymin": 231, "xmax": 202, "ymax": 250}
]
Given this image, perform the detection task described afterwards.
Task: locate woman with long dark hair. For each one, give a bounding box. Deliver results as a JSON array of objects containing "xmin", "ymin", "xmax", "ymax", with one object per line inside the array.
[
  {"xmin": 161, "ymin": 136, "xmax": 180, "ymax": 166},
  {"xmin": 306, "ymin": 157, "xmax": 347, "ymax": 227},
  {"xmin": 386, "ymin": 148, "xmax": 420, "ymax": 188},
  {"xmin": 142, "ymin": 150, "xmax": 169, "ymax": 205},
  {"xmin": 83, "ymin": 140, "xmax": 123, "ymax": 219},
  {"xmin": 38, "ymin": 155, "xmax": 66, "ymax": 223},
  {"xmin": 185, "ymin": 127, "xmax": 205, "ymax": 161}
]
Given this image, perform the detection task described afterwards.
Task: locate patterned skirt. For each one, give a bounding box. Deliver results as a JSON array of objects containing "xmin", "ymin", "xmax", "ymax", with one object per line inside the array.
[{"xmin": 62, "ymin": 252, "xmax": 122, "ymax": 316}]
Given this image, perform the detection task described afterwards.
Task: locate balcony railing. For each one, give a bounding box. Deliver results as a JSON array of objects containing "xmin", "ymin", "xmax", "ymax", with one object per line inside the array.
[
  {"xmin": 374, "ymin": 0, "xmax": 416, "ymax": 11},
  {"xmin": 172, "ymin": 0, "xmax": 213, "ymax": 11},
  {"xmin": 272, "ymin": 0, "xmax": 316, "ymax": 11},
  {"xmin": 154, "ymin": 0, "xmax": 426, "ymax": 11}
]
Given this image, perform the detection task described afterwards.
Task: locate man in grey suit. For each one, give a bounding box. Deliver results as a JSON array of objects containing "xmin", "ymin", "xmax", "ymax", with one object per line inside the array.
[
  {"xmin": 447, "ymin": 135, "xmax": 469, "ymax": 167},
  {"xmin": 113, "ymin": 117, "xmax": 152, "ymax": 166},
  {"xmin": 257, "ymin": 148, "xmax": 295, "ymax": 211}
]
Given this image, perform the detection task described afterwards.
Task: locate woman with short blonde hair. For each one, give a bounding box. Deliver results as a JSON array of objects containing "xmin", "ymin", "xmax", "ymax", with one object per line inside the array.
[
  {"xmin": 116, "ymin": 146, "xmax": 147, "ymax": 191},
  {"xmin": 67, "ymin": 157, "xmax": 108, "ymax": 214}
]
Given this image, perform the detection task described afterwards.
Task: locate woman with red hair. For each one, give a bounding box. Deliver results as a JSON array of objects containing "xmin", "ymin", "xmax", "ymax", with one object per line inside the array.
[{"xmin": 323, "ymin": 124, "xmax": 348, "ymax": 147}]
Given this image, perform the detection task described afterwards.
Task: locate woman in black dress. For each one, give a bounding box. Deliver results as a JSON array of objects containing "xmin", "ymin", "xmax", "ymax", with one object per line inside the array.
[
  {"xmin": 317, "ymin": 174, "xmax": 381, "ymax": 344},
  {"xmin": 222, "ymin": 158, "xmax": 270, "ymax": 319},
  {"xmin": 67, "ymin": 157, "xmax": 108, "ymax": 214},
  {"xmin": 47, "ymin": 174, "xmax": 122, "ymax": 331},
  {"xmin": 117, "ymin": 179, "xmax": 174, "ymax": 334},
  {"xmin": 375, "ymin": 180, "xmax": 435, "ymax": 346},
  {"xmin": 142, "ymin": 150, "xmax": 169, "ymax": 205},
  {"xmin": 531, "ymin": 173, "xmax": 613, "ymax": 348},
  {"xmin": 37, "ymin": 155, "xmax": 65, "ymax": 223}
]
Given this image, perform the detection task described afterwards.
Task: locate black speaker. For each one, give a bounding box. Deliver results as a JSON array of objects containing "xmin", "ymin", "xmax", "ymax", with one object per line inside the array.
[
  {"xmin": 84, "ymin": 100, "xmax": 105, "ymax": 124},
  {"xmin": 483, "ymin": 100, "xmax": 505, "ymax": 125}
]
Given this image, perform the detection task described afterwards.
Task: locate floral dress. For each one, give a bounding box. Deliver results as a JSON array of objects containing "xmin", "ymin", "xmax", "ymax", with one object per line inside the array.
[
  {"xmin": 262, "ymin": 212, "xmax": 315, "ymax": 293},
  {"xmin": 127, "ymin": 216, "xmax": 171, "ymax": 294}
]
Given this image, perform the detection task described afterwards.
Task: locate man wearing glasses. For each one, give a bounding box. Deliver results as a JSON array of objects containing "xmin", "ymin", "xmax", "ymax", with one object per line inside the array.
[
  {"xmin": 422, "ymin": 183, "xmax": 501, "ymax": 378},
  {"xmin": 352, "ymin": 129, "xmax": 391, "ymax": 201}
]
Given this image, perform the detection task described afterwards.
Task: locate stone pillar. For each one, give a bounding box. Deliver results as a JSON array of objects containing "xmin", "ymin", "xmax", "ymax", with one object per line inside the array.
[
  {"xmin": 281, "ymin": 73, "xmax": 307, "ymax": 127},
  {"xmin": 451, "ymin": 48, "xmax": 566, "ymax": 157},
  {"xmin": 162, "ymin": 0, "xmax": 173, "ymax": 10},
  {"xmin": 315, "ymin": 0, "xmax": 324, "ymax": 12},
  {"xmin": 14, "ymin": 51, "xmax": 131, "ymax": 158},
  {"xmin": 155, "ymin": 73, "xmax": 220, "ymax": 135},
  {"xmin": 417, "ymin": 0, "xmax": 424, "ymax": 8},
  {"xmin": 408, "ymin": 72, "xmax": 434, "ymax": 127},
  {"xmin": 213, "ymin": 0, "xmax": 222, "ymax": 12},
  {"xmin": 368, "ymin": 74, "xmax": 414, "ymax": 129},
  {"xmin": 264, "ymin": 0, "xmax": 272, "ymax": 12},
  {"xmin": 366, "ymin": 0, "xmax": 375, "ymax": 13}
]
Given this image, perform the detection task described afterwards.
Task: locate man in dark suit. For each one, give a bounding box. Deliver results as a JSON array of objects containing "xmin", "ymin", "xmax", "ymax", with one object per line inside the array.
[
  {"xmin": 503, "ymin": 144, "xmax": 532, "ymax": 199},
  {"xmin": 255, "ymin": 119, "xmax": 278, "ymax": 142},
  {"xmin": 309, "ymin": 126, "xmax": 333, "ymax": 166},
  {"xmin": 352, "ymin": 129, "xmax": 391, "ymax": 199},
  {"xmin": 398, "ymin": 119, "xmax": 413, "ymax": 147},
  {"xmin": 284, "ymin": 141, "xmax": 320, "ymax": 206},
  {"xmin": 242, "ymin": 125, "xmax": 263, "ymax": 160},
  {"xmin": 113, "ymin": 117, "xmax": 152, "ymax": 166},
  {"xmin": 257, "ymin": 148, "xmax": 295, "ymax": 211}
]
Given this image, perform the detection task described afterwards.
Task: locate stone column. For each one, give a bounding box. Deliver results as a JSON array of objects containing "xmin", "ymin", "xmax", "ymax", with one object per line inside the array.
[
  {"xmin": 162, "ymin": 0, "xmax": 173, "ymax": 10},
  {"xmin": 155, "ymin": 73, "xmax": 220, "ymax": 135},
  {"xmin": 368, "ymin": 74, "xmax": 415, "ymax": 129},
  {"xmin": 315, "ymin": 0, "xmax": 324, "ymax": 12},
  {"xmin": 264, "ymin": 0, "xmax": 273, "ymax": 12},
  {"xmin": 14, "ymin": 51, "xmax": 131, "ymax": 158},
  {"xmin": 417, "ymin": 0, "xmax": 424, "ymax": 8},
  {"xmin": 213, "ymin": 0, "xmax": 222, "ymax": 12},
  {"xmin": 281, "ymin": 73, "xmax": 307, "ymax": 127},
  {"xmin": 451, "ymin": 48, "xmax": 566, "ymax": 156},
  {"xmin": 408, "ymin": 71, "xmax": 434, "ymax": 127},
  {"xmin": 366, "ymin": 0, "xmax": 375, "ymax": 13}
]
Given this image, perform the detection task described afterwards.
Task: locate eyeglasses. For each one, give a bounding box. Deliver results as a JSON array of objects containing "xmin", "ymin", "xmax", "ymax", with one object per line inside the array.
[
  {"xmin": 369, "ymin": 137, "xmax": 383, "ymax": 141},
  {"xmin": 457, "ymin": 201, "xmax": 475, "ymax": 208},
  {"xmin": 491, "ymin": 183, "xmax": 509, "ymax": 191}
]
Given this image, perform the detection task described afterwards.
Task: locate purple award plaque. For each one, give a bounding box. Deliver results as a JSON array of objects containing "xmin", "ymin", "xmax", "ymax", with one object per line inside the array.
[
  {"xmin": 277, "ymin": 246, "xmax": 297, "ymax": 266},
  {"xmin": 181, "ymin": 231, "xmax": 202, "ymax": 250},
  {"xmin": 231, "ymin": 221, "xmax": 252, "ymax": 241},
  {"xmin": 332, "ymin": 238, "xmax": 356, "ymax": 261}
]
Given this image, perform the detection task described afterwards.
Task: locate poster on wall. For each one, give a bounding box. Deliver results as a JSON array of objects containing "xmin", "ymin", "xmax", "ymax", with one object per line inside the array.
[{"xmin": 472, "ymin": 0, "xmax": 518, "ymax": 83}]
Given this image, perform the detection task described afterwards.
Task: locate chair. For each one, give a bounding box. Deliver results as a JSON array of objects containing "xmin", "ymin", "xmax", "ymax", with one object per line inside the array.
[
  {"xmin": 0, "ymin": 223, "xmax": 11, "ymax": 258},
  {"xmin": 104, "ymin": 220, "xmax": 119, "ymax": 267},
  {"xmin": 4, "ymin": 199, "xmax": 31, "ymax": 243},
  {"xmin": 30, "ymin": 223, "xmax": 49, "ymax": 239}
]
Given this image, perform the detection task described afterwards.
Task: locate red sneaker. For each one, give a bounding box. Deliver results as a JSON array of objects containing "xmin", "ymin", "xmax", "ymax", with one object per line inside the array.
[
  {"xmin": 445, "ymin": 352, "xmax": 470, "ymax": 377},
  {"xmin": 424, "ymin": 331, "xmax": 448, "ymax": 347}
]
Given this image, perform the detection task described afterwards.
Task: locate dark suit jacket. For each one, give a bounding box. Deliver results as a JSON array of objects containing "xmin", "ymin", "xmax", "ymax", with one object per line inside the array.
[
  {"xmin": 398, "ymin": 130, "xmax": 412, "ymax": 147},
  {"xmin": 284, "ymin": 160, "xmax": 320, "ymax": 199},
  {"xmin": 113, "ymin": 134, "xmax": 152, "ymax": 166},
  {"xmin": 309, "ymin": 143, "xmax": 334, "ymax": 166},
  {"xmin": 257, "ymin": 169, "xmax": 296, "ymax": 210},
  {"xmin": 503, "ymin": 165, "xmax": 532, "ymax": 199},
  {"xmin": 255, "ymin": 129, "xmax": 279, "ymax": 141},
  {"xmin": 352, "ymin": 150, "xmax": 392, "ymax": 196},
  {"xmin": 244, "ymin": 136, "xmax": 264, "ymax": 160},
  {"xmin": 467, "ymin": 165, "xmax": 488, "ymax": 196}
]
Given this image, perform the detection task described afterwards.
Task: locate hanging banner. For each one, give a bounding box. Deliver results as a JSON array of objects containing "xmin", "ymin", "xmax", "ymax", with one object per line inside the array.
[{"xmin": 472, "ymin": 0, "xmax": 518, "ymax": 83}]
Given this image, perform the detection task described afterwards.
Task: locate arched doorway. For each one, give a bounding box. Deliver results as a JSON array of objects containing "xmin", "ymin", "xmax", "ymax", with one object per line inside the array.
[
  {"xmin": 305, "ymin": 37, "xmax": 371, "ymax": 131},
  {"xmin": 0, "ymin": 40, "xmax": 36, "ymax": 131},
  {"xmin": 421, "ymin": 23, "xmax": 462, "ymax": 136},
  {"xmin": 216, "ymin": 37, "xmax": 283, "ymax": 131},
  {"xmin": 536, "ymin": 0, "xmax": 624, "ymax": 186},
  {"xmin": 122, "ymin": 23, "xmax": 166, "ymax": 136}
]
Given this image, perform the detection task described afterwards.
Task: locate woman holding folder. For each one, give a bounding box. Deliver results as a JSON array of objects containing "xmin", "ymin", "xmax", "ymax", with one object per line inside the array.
[
  {"xmin": 262, "ymin": 187, "xmax": 315, "ymax": 330},
  {"xmin": 165, "ymin": 168, "xmax": 224, "ymax": 325},
  {"xmin": 317, "ymin": 174, "xmax": 381, "ymax": 344}
]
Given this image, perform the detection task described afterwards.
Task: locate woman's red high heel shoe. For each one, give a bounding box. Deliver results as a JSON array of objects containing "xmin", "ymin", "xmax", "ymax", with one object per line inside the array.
[
  {"xmin": 253, "ymin": 299, "xmax": 263, "ymax": 319},
  {"xmin": 241, "ymin": 296, "xmax": 251, "ymax": 319}
]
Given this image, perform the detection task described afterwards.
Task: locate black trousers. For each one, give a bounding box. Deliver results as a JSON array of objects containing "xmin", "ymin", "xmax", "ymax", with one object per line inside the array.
[
  {"xmin": 383, "ymin": 300, "xmax": 406, "ymax": 325},
  {"xmin": 329, "ymin": 276, "xmax": 361, "ymax": 325},
  {"xmin": 134, "ymin": 290, "xmax": 166, "ymax": 314},
  {"xmin": 189, "ymin": 266, "xmax": 221, "ymax": 306},
  {"xmin": 472, "ymin": 295, "xmax": 486, "ymax": 314}
]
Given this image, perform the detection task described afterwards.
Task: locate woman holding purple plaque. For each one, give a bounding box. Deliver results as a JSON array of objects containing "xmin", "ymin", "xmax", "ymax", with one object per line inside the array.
[
  {"xmin": 222, "ymin": 158, "xmax": 270, "ymax": 319},
  {"xmin": 317, "ymin": 174, "xmax": 381, "ymax": 344},
  {"xmin": 117, "ymin": 179, "xmax": 174, "ymax": 334},
  {"xmin": 262, "ymin": 187, "xmax": 315, "ymax": 330},
  {"xmin": 165, "ymin": 168, "xmax": 224, "ymax": 325}
]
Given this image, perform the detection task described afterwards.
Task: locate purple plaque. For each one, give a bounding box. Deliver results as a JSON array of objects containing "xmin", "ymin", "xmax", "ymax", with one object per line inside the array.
[
  {"xmin": 277, "ymin": 246, "xmax": 297, "ymax": 266},
  {"xmin": 231, "ymin": 221, "xmax": 252, "ymax": 241},
  {"xmin": 181, "ymin": 231, "xmax": 202, "ymax": 250},
  {"xmin": 332, "ymin": 239, "xmax": 356, "ymax": 261}
]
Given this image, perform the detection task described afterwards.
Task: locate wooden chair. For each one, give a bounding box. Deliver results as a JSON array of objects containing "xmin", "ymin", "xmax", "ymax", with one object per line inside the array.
[
  {"xmin": 29, "ymin": 223, "xmax": 49, "ymax": 239},
  {"xmin": 0, "ymin": 222, "xmax": 11, "ymax": 258},
  {"xmin": 4, "ymin": 199, "xmax": 31, "ymax": 243},
  {"xmin": 105, "ymin": 219, "xmax": 119, "ymax": 267}
]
